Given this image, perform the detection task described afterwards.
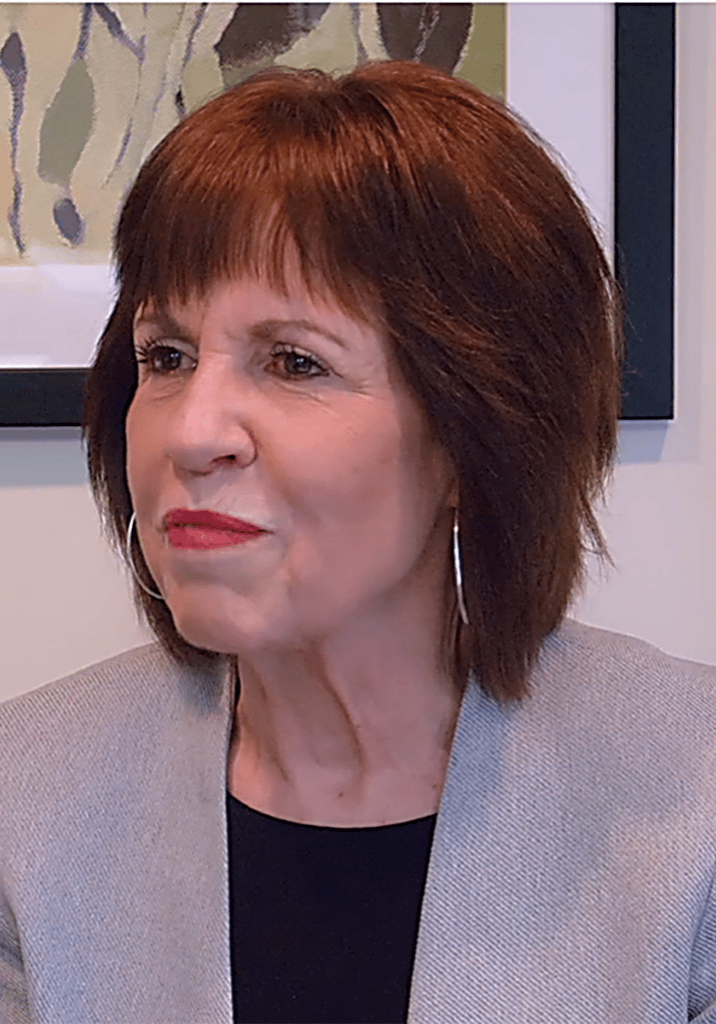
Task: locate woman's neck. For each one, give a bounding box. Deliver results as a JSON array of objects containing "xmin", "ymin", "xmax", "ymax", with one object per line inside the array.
[{"xmin": 226, "ymin": 609, "xmax": 462, "ymax": 827}]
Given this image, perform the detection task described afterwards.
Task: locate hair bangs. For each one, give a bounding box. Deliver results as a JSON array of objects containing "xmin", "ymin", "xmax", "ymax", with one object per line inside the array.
[{"xmin": 114, "ymin": 97, "xmax": 381, "ymax": 329}]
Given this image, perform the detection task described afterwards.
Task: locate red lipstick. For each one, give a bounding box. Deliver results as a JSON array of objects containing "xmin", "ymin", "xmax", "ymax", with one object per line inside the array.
[{"xmin": 163, "ymin": 509, "xmax": 267, "ymax": 550}]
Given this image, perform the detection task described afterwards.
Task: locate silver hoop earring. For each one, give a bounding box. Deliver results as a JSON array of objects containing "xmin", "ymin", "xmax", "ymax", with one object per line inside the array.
[
  {"xmin": 126, "ymin": 512, "xmax": 163, "ymax": 600},
  {"xmin": 452, "ymin": 510, "xmax": 469, "ymax": 626}
]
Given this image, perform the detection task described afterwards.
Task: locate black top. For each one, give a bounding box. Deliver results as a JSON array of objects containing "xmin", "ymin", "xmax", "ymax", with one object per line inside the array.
[{"xmin": 227, "ymin": 792, "xmax": 436, "ymax": 1024}]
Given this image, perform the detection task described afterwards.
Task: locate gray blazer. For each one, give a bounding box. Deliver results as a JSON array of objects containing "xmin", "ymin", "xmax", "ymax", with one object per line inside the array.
[{"xmin": 2, "ymin": 619, "xmax": 716, "ymax": 1023}]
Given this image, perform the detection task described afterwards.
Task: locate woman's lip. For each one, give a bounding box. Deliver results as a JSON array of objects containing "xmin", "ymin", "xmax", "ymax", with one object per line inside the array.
[
  {"xmin": 166, "ymin": 526, "xmax": 263, "ymax": 550},
  {"xmin": 163, "ymin": 509, "xmax": 267, "ymax": 533}
]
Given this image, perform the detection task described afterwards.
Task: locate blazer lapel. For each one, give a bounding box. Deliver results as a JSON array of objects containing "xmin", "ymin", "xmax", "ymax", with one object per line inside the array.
[
  {"xmin": 407, "ymin": 677, "xmax": 508, "ymax": 1023},
  {"xmin": 11, "ymin": 649, "xmax": 237, "ymax": 1024}
]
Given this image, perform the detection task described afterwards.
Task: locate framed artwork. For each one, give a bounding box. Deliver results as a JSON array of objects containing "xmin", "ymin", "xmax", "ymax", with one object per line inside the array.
[
  {"xmin": 615, "ymin": 3, "xmax": 674, "ymax": 420},
  {"xmin": 0, "ymin": 2, "xmax": 674, "ymax": 426}
]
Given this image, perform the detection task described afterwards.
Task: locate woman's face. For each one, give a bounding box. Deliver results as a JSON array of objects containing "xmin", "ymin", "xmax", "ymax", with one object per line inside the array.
[{"xmin": 125, "ymin": 273, "xmax": 456, "ymax": 654}]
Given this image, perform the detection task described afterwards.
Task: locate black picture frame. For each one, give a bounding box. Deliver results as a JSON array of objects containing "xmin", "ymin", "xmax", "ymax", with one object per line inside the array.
[
  {"xmin": 616, "ymin": 3, "xmax": 675, "ymax": 420},
  {"xmin": 0, "ymin": 3, "xmax": 676, "ymax": 427}
]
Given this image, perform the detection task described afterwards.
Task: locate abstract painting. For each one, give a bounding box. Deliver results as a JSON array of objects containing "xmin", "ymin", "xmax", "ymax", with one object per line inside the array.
[
  {"xmin": 0, "ymin": 3, "xmax": 504, "ymax": 270},
  {"xmin": 0, "ymin": 3, "xmax": 673, "ymax": 423}
]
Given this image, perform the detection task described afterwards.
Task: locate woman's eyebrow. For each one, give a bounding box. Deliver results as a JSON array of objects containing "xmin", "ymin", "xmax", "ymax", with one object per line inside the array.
[
  {"xmin": 133, "ymin": 312, "xmax": 350, "ymax": 350},
  {"xmin": 250, "ymin": 319, "xmax": 348, "ymax": 350},
  {"xmin": 133, "ymin": 308, "xmax": 192, "ymax": 340}
]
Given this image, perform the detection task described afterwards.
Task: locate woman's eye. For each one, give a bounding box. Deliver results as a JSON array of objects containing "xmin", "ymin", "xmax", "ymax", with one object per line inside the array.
[
  {"xmin": 135, "ymin": 342, "xmax": 192, "ymax": 375},
  {"xmin": 269, "ymin": 346, "xmax": 328, "ymax": 379}
]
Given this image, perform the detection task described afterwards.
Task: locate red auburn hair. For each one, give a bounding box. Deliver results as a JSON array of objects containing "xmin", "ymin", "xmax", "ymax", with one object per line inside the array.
[{"xmin": 84, "ymin": 60, "xmax": 622, "ymax": 702}]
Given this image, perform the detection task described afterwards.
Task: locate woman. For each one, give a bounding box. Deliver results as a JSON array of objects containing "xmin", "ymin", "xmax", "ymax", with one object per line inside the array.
[{"xmin": 2, "ymin": 60, "xmax": 716, "ymax": 1024}]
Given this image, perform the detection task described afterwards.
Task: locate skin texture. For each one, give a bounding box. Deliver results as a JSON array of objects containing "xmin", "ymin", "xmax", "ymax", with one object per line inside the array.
[{"xmin": 126, "ymin": 272, "xmax": 461, "ymax": 826}]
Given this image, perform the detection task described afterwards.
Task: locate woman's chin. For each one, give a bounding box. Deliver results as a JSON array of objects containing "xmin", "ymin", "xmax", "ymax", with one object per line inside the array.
[
  {"xmin": 165, "ymin": 595, "xmax": 274, "ymax": 657},
  {"xmin": 176, "ymin": 622, "xmax": 241, "ymax": 655}
]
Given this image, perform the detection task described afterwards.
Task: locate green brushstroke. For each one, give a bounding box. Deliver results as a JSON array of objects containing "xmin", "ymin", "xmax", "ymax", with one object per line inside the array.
[
  {"xmin": 38, "ymin": 57, "xmax": 94, "ymax": 187},
  {"xmin": 458, "ymin": 4, "xmax": 506, "ymax": 102}
]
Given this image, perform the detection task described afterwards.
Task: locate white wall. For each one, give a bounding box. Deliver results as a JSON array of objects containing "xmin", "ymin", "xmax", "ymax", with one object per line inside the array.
[
  {"xmin": 0, "ymin": 432, "xmax": 151, "ymax": 702},
  {"xmin": 1, "ymin": 5, "xmax": 715, "ymax": 703}
]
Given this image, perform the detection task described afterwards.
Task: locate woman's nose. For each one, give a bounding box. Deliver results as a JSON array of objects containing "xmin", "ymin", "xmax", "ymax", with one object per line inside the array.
[{"xmin": 165, "ymin": 357, "xmax": 257, "ymax": 475}]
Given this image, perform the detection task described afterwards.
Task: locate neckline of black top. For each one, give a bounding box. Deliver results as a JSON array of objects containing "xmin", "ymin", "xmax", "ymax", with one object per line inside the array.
[{"xmin": 227, "ymin": 789, "xmax": 437, "ymax": 832}]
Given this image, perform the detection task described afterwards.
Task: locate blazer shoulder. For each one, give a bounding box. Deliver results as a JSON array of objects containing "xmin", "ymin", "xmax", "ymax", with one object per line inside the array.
[
  {"xmin": 0, "ymin": 643, "xmax": 230, "ymax": 776},
  {"xmin": 546, "ymin": 618, "xmax": 716, "ymax": 699},
  {"xmin": 530, "ymin": 618, "xmax": 716, "ymax": 760},
  {"xmin": 1, "ymin": 643, "xmax": 167, "ymax": 728}
]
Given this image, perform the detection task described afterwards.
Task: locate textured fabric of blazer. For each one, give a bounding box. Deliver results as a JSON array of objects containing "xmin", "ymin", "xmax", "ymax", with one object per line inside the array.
[{"xmin": 2, "ymin": 619, "xmax": 716, "ymax": 1023}]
